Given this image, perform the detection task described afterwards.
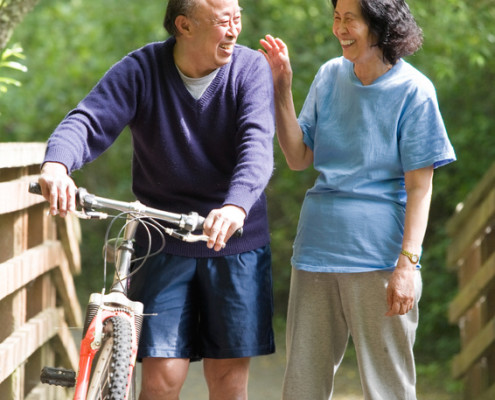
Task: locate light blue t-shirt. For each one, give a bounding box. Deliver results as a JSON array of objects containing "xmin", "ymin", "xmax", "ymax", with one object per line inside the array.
[{"xmin": 293, "ymin": 57, "xmax": 456, "ymax": 273}]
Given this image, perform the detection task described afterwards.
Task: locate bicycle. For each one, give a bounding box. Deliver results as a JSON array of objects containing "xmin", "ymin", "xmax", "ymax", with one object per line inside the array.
[{"xmin": 29, "ymin": 182, "xmax": 240, "ymax": 399}]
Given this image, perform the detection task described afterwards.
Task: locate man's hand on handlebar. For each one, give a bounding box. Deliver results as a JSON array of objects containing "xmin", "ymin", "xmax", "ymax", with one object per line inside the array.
[
  {"xmin": 38, "ymin": 162, "xmax": 77, "ymax": 217},
  {"xmin": 203, "ymin": 205, "xmax": 246, "ymax": 252},
  {"xmin": 34, "ymin": 169, "xmax": 244, "ymax": 250}
]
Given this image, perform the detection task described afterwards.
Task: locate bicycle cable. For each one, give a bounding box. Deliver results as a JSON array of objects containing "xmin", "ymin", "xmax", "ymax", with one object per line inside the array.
[{"xmin": 101, "ymin": 212, "xmax": 170, "ymax": 292}]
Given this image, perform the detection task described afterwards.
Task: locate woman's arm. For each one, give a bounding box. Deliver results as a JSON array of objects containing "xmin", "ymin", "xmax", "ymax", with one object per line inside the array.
[
  {"xmin": 386, "ymin": 165, "xmax": 434, "ymax": 316},
  {"xmin": 259, "ymin": 35, "xmax": 313, "ymax": 171}
]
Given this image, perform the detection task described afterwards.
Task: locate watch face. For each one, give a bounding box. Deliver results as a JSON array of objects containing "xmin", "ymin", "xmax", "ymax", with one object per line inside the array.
[{"xmin": 411, "ymin": 254, "xmax": 419, "ymax": 263}]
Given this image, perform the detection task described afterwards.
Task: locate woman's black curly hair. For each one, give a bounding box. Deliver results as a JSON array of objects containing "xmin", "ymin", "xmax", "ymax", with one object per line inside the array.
[{"xmin": 331, "ymin": 0, "xmax": 423, "ymax": 65}]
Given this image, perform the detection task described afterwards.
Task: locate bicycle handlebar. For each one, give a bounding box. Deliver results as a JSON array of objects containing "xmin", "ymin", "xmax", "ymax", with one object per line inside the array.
[
  {"xmin": 29, "ymin": 182, "xmax": 204, "ymax": 231},
  {"xmin": 28, "ymin": 182, "xmax": 243, "ymax": 240}
]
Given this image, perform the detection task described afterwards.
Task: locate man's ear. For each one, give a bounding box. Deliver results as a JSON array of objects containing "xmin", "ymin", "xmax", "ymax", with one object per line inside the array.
[{"xmin": 175, "ymin": 15, "xmax": 193, "ymax": 36}]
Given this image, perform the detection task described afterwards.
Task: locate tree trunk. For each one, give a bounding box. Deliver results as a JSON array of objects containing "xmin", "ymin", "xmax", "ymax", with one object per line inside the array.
[{"xmin": 0, "ymin": 0, "xmax": 40, "ymax": 51}]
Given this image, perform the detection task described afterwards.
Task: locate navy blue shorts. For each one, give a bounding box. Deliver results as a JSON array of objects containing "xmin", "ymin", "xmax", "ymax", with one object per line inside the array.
[{"xmin": 129, "ymin": 245, "xmax": 275, "ymax": 360}]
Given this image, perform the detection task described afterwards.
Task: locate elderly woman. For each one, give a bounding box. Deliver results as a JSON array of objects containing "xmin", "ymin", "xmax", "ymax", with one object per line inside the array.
[{"xmin": 260, "ymin": 0, "xmax": 455, "ymax": 399}]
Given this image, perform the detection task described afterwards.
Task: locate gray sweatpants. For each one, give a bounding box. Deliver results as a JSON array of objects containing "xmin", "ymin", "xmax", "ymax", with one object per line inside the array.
[{"xmin": 282, "ymin": 268, "xmax": 422, "ymax": 400}]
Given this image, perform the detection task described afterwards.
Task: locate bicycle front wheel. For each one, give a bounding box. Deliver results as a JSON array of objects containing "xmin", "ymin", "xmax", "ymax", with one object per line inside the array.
[{"xmin": 86, "ymin": 316, "xmax": 136, "ymax": 400}]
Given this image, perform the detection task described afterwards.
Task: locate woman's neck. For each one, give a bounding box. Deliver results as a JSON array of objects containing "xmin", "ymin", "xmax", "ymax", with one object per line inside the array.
[{"xmin": 354, "ymin": 57, "xmax": 393, "ymax": 86}]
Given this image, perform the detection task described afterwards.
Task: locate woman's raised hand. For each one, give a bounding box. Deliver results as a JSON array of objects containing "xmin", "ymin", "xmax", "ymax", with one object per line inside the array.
[{"xmin": 259, "ymin": 35, "xmax": 293, "ymax": 90}]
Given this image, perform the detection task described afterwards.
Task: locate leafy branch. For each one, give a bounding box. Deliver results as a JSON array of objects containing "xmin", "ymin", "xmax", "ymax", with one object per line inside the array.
[{"xmin": 0, "ymin": 44, "xmax": 27, "ymax": 94}]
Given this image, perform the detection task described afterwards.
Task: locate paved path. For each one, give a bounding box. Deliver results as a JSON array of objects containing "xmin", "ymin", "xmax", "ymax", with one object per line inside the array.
[
  {"xmin": 179, "ymin": 351, "xmax": 288, "ymax": 400},
  {"xmin": 176, "ymin": 346, "xmax": 364, "ymax": 400},
  {"xmin": 74, "ymin": 329, "xmax": 456, "ymax": 399},
  {"xmin": 175, "ymin": 348, "xmax": 456, "ymax": 400},
  {"xmin": 133, "ymin": 343, "xmax": 363, "ymax": 399}
]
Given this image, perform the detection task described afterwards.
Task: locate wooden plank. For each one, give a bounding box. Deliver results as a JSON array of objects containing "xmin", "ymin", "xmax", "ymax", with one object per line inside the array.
[
  {"xmin": 0, "ymin": 241, "xmax": 82, "ymax": 327},
  {"xmin": 0, "ymin": 142, "xmax": 46, "ymax": 169},
  {"xmin": 0, "ymin": 213, "xmax": 16, "ymax": 263},
  {"xmin": 51, "ymin": 309, "xmax": 80, "ymax": 371},
  {"xmin": 27, "ymin": 203, "xmax": 52, "ymax": 248},
  {"xmin": 51, "ymin": 257, "xmax": 82, "ymax": 327},
  {"xmin": 0, "ymin": 307, "xmax": 74, "ymax": 383},
  {"xmin": 449, "ymin": 251, "xmax": 495, "ymax": 323},
  {"xmin": 452, "ymin": 316, "xmax": 495, "ymax": 379},
  {"xmin": 26, "ymin": 273, "xmax": 56, "ymax": 321},
  {"xmin": 0, "ymin": 241, "xmax": 63, "ymax": 301},
  {"xmin": 479, "ymin": 382, "xmax": 495, "ymax": 400},
  {"xmin": 0, "ymin": 174, "xmax": 45, "ymax": 215},
  {"xmin": 25, "ymin": 383, "xmax": 72, "ymax": 400},
  {"xmin": 14, "ymin": 209, "xmax": 28, "ymax": 257},
  {"xmin": 446, "ymin": 188, "xmax": 495, "ymax": 269},
  {"xmin": 13, "ymin": 288, "xmax": 27, "ymax": 332},
  {"xmin": 56, "ymin": 213, "xmax": 81, "ymax": 275},
  {"xmin": 0, "ymin": 296, "xmax": 14, "ymax": 344},
  {"xmin": 447, "ymin": 162, "xmax": 495, "ymax": 236},
  {"xmin": 4, "ymin": 368, "xmax": 25, "ymax": 400}
]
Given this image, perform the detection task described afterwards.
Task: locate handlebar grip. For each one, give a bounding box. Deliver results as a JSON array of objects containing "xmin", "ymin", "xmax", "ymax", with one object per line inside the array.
[
  {"xmin": 29, "ymin": 182, "xmax": 43, "ymax": 195},
  {"xmin": 29, "ymin": 182, "xmax": 84, "ymax": 204},
  {"xmin": 196, "ymin": 219, "xmax": 242, "ymax": 237}
]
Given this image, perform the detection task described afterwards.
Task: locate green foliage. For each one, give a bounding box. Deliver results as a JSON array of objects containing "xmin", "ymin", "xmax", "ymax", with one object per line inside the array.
[
  {"xmin": 0, "ymin": 44, "xmax": 27, "ymax": 95},
  {"xmin": 0, "ymin": 0, "xmax": 167, "ymax": 140},
  {"xmin": 2, "ymin": 1, "xmax": 495, "ymax": 388},
  {"xmin": 1, "ymin": 0, "xmax": 166, "ymax": 297},
  {"xmin": 405, "ymin": 0, "xmax": 495, "ymax": 363}
]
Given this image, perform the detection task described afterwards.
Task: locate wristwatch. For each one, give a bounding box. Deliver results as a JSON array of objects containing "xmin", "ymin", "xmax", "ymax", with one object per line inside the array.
[{"xmin": 400, "ymin": 249, "xmax": 420, "ymax": 264}]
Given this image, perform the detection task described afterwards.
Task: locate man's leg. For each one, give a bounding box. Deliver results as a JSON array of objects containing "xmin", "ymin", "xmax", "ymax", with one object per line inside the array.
[
  {"xmin": 129, "ymin": 251, "xmax": 200, "ymax": 399},
  {"xmin": 139, "ymin": 358, "xmax": 190, "ymax": 400},
  {"xmin": 203, "ymin": 358, "xmax": 251, "ymax": 400},
  {"xmin": 197, "ymin": 246, "xmax": 273, "ymax": 400}
]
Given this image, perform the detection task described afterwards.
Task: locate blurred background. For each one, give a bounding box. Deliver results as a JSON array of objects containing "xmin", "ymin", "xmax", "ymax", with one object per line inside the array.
[{"xmin": 2, "ymin": 0, "xmax": 494, "ymax": 397}]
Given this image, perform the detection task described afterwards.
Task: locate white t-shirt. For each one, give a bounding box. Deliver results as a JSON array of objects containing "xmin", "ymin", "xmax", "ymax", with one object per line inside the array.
[{"xmin": 176, "ymin": 65, "xmax": 219, "ymax": 100}]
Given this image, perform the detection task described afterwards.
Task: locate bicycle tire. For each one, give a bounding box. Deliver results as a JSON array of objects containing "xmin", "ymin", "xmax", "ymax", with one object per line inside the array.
[{"xmin": 86, "ymin": 316, "xmax": 136, "ymax": 400}]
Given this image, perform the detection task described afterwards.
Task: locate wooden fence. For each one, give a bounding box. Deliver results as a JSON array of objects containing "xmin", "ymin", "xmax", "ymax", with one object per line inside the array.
[
  {"xmin": 0, "ymin": 142, "xmax": 81, "ymax": 399},
  {"xmin": 447, "ymin": 163, "xmax": 495, "ymax": 400}
]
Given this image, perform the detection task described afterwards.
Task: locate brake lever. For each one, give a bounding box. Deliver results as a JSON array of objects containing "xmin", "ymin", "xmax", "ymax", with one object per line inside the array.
[
  {"xmin": 163, "ymin": 228, "xmax": 208, "ymax": 243},
  {"xmin": 66, "ymin": 209, "xmax": 109, "ymax": 220},
  {"xmin": 164, "ymin": 226, "xmax": 243, "ymax": 243}
]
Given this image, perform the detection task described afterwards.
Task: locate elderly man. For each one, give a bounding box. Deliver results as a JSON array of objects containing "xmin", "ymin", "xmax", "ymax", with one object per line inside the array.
[{"xmin": 38, "ymin": 0, "xmax": 275, "ymax": 398}]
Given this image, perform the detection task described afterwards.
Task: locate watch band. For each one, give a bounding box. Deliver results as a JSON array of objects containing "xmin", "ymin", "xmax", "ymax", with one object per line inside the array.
[{"xmin": 400, "ymin": 249, "xmax": 420, "ymax": 264}]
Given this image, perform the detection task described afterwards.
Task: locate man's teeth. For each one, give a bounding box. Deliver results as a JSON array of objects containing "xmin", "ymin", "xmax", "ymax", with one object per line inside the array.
[
  {"xmin": 220, "ymin": 44, "xmax": 233, "ymax": 49},
  {"xmin": 340, "ymin": 40, "xmax": 355, "ymax": 46}
]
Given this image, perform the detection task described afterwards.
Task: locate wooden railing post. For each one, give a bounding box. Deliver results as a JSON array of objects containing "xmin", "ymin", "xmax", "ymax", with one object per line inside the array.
[
  {"xmin": 447, "ymin": 163, "xmax": 495, "ymax": 399},
  {"xmin": 0, "ymin": 142, "xmax": 82, "ymax": 400}
]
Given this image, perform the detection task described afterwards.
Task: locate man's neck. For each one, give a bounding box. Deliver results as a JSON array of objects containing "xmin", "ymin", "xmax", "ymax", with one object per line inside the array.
[{"xmin": 173, "ymin": 40, "xmax": 215, "ymax": 78}]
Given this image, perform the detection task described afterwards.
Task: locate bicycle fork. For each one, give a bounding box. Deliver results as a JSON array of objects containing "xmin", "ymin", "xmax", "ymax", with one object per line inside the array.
[{"xmin": 74, "ymin": 295, "xmax": 143, "ymax": 399}]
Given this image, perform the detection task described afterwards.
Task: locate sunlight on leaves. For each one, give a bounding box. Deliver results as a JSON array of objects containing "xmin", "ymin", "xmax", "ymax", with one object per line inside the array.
[{"xmin": 0, "ymin": 44, "xmax": 27, "ymax": 95}]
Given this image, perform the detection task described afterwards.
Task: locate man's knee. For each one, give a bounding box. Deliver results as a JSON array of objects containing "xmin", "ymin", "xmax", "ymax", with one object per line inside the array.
[
  {"xmin": 203, "ymin": 358, "xmax": 250, "ymax": 399},
  {"xmin": 139, "ymin": 358, "xmax": 189, "ymax": 400}
]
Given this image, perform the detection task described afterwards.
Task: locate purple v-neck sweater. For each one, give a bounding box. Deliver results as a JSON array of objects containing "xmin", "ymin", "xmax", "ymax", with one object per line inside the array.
[{"xmin": 44, "ymin": 37, "xmax": 275, "ymax": 257}]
